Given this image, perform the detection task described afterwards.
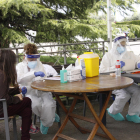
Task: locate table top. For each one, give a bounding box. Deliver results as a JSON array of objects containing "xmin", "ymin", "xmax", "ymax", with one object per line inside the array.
[
  {"xmin": 100, "ymin": 72, "xmax": 140, "ymax": 83},
  {"xmin": 122, "ymin": 73, "xmax": 140, "ymax": 83},
  {"xmin": 31, "ymin": 75, "xmax": 133, "ymax": 93}
]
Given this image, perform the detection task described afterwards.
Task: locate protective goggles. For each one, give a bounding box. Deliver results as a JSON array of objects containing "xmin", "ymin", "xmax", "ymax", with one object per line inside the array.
[
  {"xmin": 114, "ymin": 36, "xmax": 127, "ymax": 43},
  {"xmin": 26, "ymin": 54, "xmax": 40, "ymax": 58},
  {"xmin": 25, "ymin": 54, "xmax": 40, "ymax": 61}
]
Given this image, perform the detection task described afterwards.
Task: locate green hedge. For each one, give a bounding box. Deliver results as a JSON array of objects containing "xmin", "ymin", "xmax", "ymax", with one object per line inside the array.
[{"xmin": 40, "ymin": 55, "xmax": 77, "ymax": 65}]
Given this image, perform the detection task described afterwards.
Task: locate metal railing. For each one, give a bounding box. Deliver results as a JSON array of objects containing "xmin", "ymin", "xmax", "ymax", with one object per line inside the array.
[
  {"xmin": 1, "ymin": 41, "xmax": 109, "ymax": 65},
  {"xmin": 1, "ymin": 38, "xmax": 140, "ymax": 65}
]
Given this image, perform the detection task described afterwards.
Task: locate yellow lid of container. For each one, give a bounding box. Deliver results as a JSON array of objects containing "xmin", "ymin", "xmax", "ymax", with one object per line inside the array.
[{"xmin": 79, "ymin": 52, "xmax": 99, "ymax": 58}]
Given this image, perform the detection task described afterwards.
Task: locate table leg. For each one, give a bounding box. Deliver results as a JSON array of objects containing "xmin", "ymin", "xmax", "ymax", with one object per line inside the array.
[
  {"xmin": 54, "ymin": 94, "xmax": 88, "ymax": 134},
  {"xmin": 83, "ymin": 91, "xmax": 116, "ymax": 140},
  {"xmin": 54, "ymin": 92, "xmax": 116, "ymax": 140},
  {"xmin": 99, "ymin": 93, "xmax": 107, "ymax": 126},
  {"xmin": 52, "ymin": 98, "xmax": 77, "ymax": 140}
]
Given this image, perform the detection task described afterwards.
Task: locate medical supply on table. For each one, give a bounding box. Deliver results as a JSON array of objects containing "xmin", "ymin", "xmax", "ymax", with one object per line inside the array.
[
  {"xmin": 74, "ymin": 59, "xmax": 86, "ymax": 80},
  {"xmin": 121, "ymin": 71, "xmax": 126, "ymax": 74},
  {"xmin": 75, "ymin": 56, "xmax": 79, "ymax": 66},
  {"xmin": 115, "ymin": 60, "xmax": 121, "ymax": 77},
  {"xmin": 66, "ymin": 64, "xmax": 82, "ymax": 82},
  {"xmin": 78, "ymin": 52, "xmax": 99, "ymax": 77},
  {"xmin": 79, "ymin": 59, "xmax": 86, "ymax": 79},
  {"xmin": 67, "ymin": 68, "xmax": 80, "ymax": 75},
  {"xmin": 131, "ymin": 71, "xmax": 140, "ymax": 74},
  {"xmin": 67, "ymin": 75, "xmax": 82, "ymax": 82},
  {"xmin": 110, "ymin": 73, "xmax": 116, "ymax": 77},
  {"xmin": 60, "ymin": 66, "xmax": 67, "ymax": 83}
]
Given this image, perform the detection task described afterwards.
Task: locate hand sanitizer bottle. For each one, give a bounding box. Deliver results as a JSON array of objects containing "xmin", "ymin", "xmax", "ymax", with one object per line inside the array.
[{"xmin": 60, "ymin": 66, "xmax": 67, "ymax": 83}]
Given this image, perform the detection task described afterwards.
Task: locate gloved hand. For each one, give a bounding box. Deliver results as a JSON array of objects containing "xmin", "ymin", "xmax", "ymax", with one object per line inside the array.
[
  {"xmin": 34, "ymin": 71, "xmax": 45, "ymax": 77},
  {"xmin": 137, "ymin": 63, "xmax": 140, "ymax": 69},
  {"xmin": 120, "ymin": 61, "xmax": 125, "ymax": 68},
  {"xmin": 21, "ymin": 87, "xmax": 27, "ymax": 95}
]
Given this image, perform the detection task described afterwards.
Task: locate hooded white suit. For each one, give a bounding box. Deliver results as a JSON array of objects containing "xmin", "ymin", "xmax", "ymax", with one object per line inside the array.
[
  {"xmin": 99, "ymin": 37, "xmax": 140, "ymax": 115},
  {"xmin": 16, "ymin": 59, "xmax": 56, "ymax": 127}
]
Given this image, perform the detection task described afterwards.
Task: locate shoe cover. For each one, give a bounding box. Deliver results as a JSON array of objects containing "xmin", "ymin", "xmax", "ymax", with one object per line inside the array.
[
  {"xmin": 40, "ymin": 121, "xmax": 49, "ymax": 134},
  {"xmin": 55, "ymin": 113, "xmax": 60, "ymax": 122},
  {"xmin": 126, "ymin": 114, "xmax": 140, "ymax": 123},
  {"xmin": 107, "ymin": 108, "xmax": 125, "ymax": 121}
]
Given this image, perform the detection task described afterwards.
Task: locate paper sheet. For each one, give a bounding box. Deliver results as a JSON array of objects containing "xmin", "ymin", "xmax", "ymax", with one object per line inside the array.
[{"xmin": 45, "ymin": 76, "xmax": 60, "ymax": 80}]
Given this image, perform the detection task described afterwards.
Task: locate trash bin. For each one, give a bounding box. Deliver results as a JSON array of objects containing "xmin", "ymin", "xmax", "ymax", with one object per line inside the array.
[{"xmin": 78, "ymin": 52, "xmax": 99, "ymax": 77}]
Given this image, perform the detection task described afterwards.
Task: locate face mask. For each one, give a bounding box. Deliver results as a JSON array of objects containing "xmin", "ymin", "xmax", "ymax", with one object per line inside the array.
[
  {"xmin": 27, "ymin": 61, "xmax": 37, "ymax": 69},
  {"xmin": 117, "ymin": 46, "xmax": 125, "ymax": 54}
]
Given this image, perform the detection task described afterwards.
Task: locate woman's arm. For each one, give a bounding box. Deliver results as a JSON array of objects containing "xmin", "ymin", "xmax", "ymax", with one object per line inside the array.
[{"xmin": 8, "ymin": 87, "xmax": 20, "ymax": 96}]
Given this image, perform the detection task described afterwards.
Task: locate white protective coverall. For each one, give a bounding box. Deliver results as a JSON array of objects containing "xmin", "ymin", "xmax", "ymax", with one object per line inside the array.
[
  {"xmin": 43, "ymin": 64, "xmax": 58, "ymax": 76},
  {"xmin": 16, "ymin": 59, "xmax": 56, "ymax": 127},
  {"xmin": 99, "ymin": 38, "xmax": 140, "ymax": 116}
]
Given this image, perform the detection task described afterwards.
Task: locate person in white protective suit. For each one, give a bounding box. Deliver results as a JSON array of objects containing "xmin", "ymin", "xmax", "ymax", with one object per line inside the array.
[
  {"xmin": 43, "ymin": 64, "xmax": 58, "ymax": 77},
  {"xmin": 16, "ymin": 43, "xmax": 60, "ymax": 134},
  {"xmin": 99, "ymin": 35, "xmax": 140, "ymax": 123}
]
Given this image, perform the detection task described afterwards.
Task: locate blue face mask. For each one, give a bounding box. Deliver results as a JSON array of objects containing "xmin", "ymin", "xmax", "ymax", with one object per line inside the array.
[
  {"xmin": 117, "ymin": 46, "xmax": 125, "ymax": 54},
  {"xmin": 28, "ymin": 61, "xmax": 37, "ymax": 69}
]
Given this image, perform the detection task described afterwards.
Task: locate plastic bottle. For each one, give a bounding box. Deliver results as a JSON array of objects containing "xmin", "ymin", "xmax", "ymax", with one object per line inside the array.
[
  {"xmin": 115, "ymin": 60, "xmax": 121, "ymax": 77},
  {"xmin": 60, "ymin": 66, "xmax": 67, "ymax": 83},
  {"xmin": 75, "ymin": 56, "xmax": 79, "ymax": 66}
]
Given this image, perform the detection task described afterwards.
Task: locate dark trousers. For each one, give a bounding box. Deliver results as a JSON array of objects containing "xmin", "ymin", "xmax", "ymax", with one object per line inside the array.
[{"xmin": 0, "ymin": 97, "xmax": 32, "ymax": 140}]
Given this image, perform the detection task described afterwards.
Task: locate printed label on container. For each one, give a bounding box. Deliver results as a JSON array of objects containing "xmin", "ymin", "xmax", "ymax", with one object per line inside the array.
[
  {"xmin": 116, "ymin": 65, "xmax": 120, "ymax": 68},
  {"xmin": 64, "ymin": 72, "xmax": 67, "ymax": 81},
  {"xmin": 82, "ymin": 68, "xmax": 86, "ymax": 76},
  {"xmin": 80, "ymin": 59, "xmax": 85, "ymax": 68}
]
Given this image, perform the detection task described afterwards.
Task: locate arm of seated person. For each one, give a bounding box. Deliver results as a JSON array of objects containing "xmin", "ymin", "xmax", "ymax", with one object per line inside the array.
[{"xmin": 8, "ymin": 86, "xmax": 20, "ymax": 96}]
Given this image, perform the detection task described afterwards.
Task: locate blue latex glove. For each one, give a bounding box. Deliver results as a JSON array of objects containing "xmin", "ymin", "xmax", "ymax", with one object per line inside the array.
[
  {"xmin": 21, "ymin": 87, "xmax": 27, "ymax": 95},
  {"xmin": 120, "ymin": 61, "xmax": 125, "ymax": 68},
  {"xmin": 34, "ymin": 71, "xmax": 45, "ymax": 77},
  {"xmin": 137, "ymin": 63, "xmax": 140, "ymax": 69}
]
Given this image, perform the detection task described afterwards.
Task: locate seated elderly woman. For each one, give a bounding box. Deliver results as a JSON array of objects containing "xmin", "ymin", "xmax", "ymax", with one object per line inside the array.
[{"xmin": 99, "ymin": 35, "xmax": 140, "ymax": 123}]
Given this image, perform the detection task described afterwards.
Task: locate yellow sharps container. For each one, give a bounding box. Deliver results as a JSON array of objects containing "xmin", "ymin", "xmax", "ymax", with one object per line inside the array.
[{"xmin": 78, "ymin": 52, "xmax": 99, "ymax": 77}]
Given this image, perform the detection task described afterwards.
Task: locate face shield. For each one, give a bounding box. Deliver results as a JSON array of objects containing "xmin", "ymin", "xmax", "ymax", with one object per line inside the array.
[
  {"xmin": 25, "ymin": 54, "xmax": 40, "ymax": 69},
  {"xmin": 116, "ymin": 41, "xmax": 126, "ymax": 54},
  {"xmin": 114, "ymin": 36, "xmax": 127, "ymax": 55}
]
